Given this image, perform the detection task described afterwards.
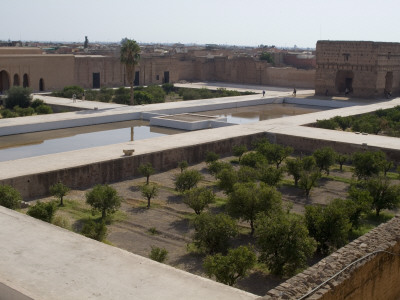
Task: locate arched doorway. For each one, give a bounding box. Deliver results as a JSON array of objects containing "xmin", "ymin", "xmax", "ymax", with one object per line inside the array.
[
  {"xmin": 39, "ymin": 78, "xmax": 45, "ymax": 91},
  {"xmin": 335, "ymin": 70, "xmax": 354, "ymax": 94},
  {"xmin": 23, "ymin": 73, "xmax": 29, "ymax": 88},
  {"xmin": 0, "ymin": 70, "xmax": 10, "ymax": 93},
  {"xmin": 13, "ymin": 74, "xmax": 20, "ymax": 86}
]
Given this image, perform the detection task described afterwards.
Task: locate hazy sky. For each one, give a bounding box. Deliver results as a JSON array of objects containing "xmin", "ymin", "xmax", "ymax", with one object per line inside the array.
[{"xmin": 2, "ymin": 0, "xmax": 399, "ymax": 48}]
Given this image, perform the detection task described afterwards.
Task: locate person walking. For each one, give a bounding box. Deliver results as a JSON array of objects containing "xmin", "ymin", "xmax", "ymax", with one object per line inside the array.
[{"xmin": 262, "ymin": 90, "xmax": 265, "ymax": 97}]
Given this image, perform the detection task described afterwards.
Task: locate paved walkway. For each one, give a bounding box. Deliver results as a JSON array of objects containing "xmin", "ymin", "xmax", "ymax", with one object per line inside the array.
[{"xmin": 0, "ymin": 207, "xmax": 257, "ymax": 300}]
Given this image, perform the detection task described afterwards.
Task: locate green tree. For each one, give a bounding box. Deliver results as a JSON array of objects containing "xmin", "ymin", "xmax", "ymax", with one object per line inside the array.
[
  {"xmin": 346, "ymin": 185, "xmax": 373, "ymax": 228},
  {"xmin": 205, "ymin": 151, "xmax": 219, "ymax": 164},
  {"xmin": 257, "ymin": 163, "xmax": 284, "ymax": 186},
  {"xmin": 0, "ymin": 185, "xmax": 22, "ymax": 209},
  {"xmin": 113, "ymin": 87, "xmax": 130, "ymax": 104},
  {"xmin": 301, "ymin": 155, "xmax": 317, "ymax": 171},
  {"xmin": 286, "ymin": 158, "xmax": 303, "ymax": 186},
  {"xmin": 5, "ymin": 86, "xmax": 32, "ymax": 108},
  {"xmin": 203, "ymin": 246, "xmax": 256, "ymax": 286},
  {"xmin": 178, "ymin": 160, "xmax": 189, "ymax": 173},
  {"xmin": 232, "ymin": 145, "xmax": 248, "ymax": 162},
  {"xmin": 216, "ymin": 168, "xmax": 238, "ymax": 194},
  {"xmin": 140, "ymin": 183, "xmax": 159, "ymax": 208},
  {"xmin": 336, "ymin": 154, "xmax": 348, "ymax": 172},
  {"xmin": 315, "ymin": 119, "xmax": 338, "ymax": 130},
  {"xmin": 259, "ymin": 52, "xmax": 274, "ymax": 63},
  {"xmin": 175, "ymin": 169, "xmax": 203, "ymax": 193},
  {"xmin": 120, "ymin": 38, "xmax": 141, "ymax": 105},
  {"xmin": 365, "ymin": 176, "xmax": 400, "ymax": 216},
  {"xmin": 85, "ymin": 184, "xmax": 122, "ymax": 220},
  {"xmin": 27, "ymin": 201, "xmax": 58, "ymax": 223},
  {"xmin": 305, "ymin": 199, "xmax": 351, "ymax": 254},
  {"xmin": 313, "ymin": 147, "xmax": 337, "ymax": 175},
  {"xmin": 237, "ymin": 165, "xmax": 258, "ymax": 183},
  {"xmin": 49, "ymin": 181, "xmax": 70, "ymax": 206},
  {"xmin": 183, "ymin": 187, "xmax": 215, "ymax": 215},
  {"xmin": 138, "ymin": 162, "xmax": 155, "ymax": 185},
  {"xmin": 227, "ymin": 182, "xmax": 282, "ymax": 235},
  {"xmin": 81, "ymin": 219, "xmax": 107, "ymax": 241},
  {"xmin": 149, "ymin": 246, "xmax": 168, "ymax": 263},
  {"xmin": 240, "ymin": 151, "xmax": 268, "ymax": 168},
  {"xmin": 192, "ymin": 213, "xmax": 238, "ymax": 254},
  {"xmin": 257, "ymin": 142, "xmax": 293, "ymax": 168},
  {"xmin": 352, "ymin": 151, "xmax": 386, "ymax": 179},
  {"xmin": 208, "ymin": 160, "xmax": 233, "ymax": 177},
  {"xmin": 255, "ymin": 212, "xmax": 316, "ymax": 276},
  {"xmin": 299, "ymin": 169, "xmax": 321, "ymax": 198}
]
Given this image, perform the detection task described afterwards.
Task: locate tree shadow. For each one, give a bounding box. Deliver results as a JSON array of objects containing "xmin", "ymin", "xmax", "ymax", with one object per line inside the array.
[
  {"xmin": 171, "ymin": 252, "xmax": 205, "ymax": 274},
  {"xmin": 236, "ymin": 271, "xmax": 284, "ymax": 296},
  {"xmin": 169, "ymin": 218, "xmax": 191, "ymax": 235},
  {"xmin": 167, "ymin": 194, "xmax": 182, "ymax": 204}
]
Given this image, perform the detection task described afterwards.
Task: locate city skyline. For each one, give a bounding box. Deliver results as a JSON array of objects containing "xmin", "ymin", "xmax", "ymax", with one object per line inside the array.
[{"xmin": 2, "ymin": 0, "xmax": 400, "ymax": 48}]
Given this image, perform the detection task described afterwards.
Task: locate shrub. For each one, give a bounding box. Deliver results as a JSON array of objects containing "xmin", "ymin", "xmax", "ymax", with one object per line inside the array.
[
  {"xmin": 35, "ymin": 104, "xmax": 53, "ymax": 114},
  {"xmin": 145, "ymin": 85, "xmax": 165, "ymax": 103},
  {"xmin": 0, "ymin": 185, "xmax": 22, "ymax": 209},
  {"xmin": 14, "ymin": 105, "xmax": 35, "ymax": 116},
  {"xmin": 149, "ymin": 246, "xmax": 168, "ymax": 263},
  {"xmin": 52, "ymin": 215, "xmax": 71, "ymax": 229},
  {"xmin": 113, "ymin": 87, "xmax": 130, "ymax": 104},
  {"xmin": 81, "ymin": 219, "xmax": 107, "ymax": 241},
  {"xmin": 30, "ymin": 99, "xmax": 45, "ymax": 109},
  {"xmin": 315, "ymin": 119, "xmax": 338, "ymax": 130},
  {"xmin": 134, "ymin": 91, "xmax": 154, "ymax": 105},
  {"xmin": 1, "ymin": 109, "xmax": 18, "ymax": 118},
  {"xmin": 61, "ymin": 85, "xmax": 84, "ymax": 99},
  {"xmin": 205, "ymin": 151, "xmax": 219, "ymax": 164},
  {"xmin": 162, "ymin": 83, "xmax": 175, "ymax": 94},
  {"xmin": 27, "ymin": 201, "xmax": 58, "ymax": 223},
  {"xmin": 175, "ymin": 169, "xmax": 203, "ymax": 193},
  {"xmin": 5, "ymin": 86, "xmax": 32, "ymax": 108},
  {"xmin": 84, "ymin": 89, "xmax": 99, "ymax": 101}
]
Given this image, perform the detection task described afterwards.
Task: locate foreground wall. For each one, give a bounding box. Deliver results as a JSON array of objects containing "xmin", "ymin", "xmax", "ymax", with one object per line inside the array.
[{"xmin": 262, "ymin": 215, "xmax": 400, "ymax": 300}]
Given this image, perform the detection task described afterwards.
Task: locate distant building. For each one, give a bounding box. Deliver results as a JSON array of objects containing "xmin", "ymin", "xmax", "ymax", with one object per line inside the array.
[{"xmin": 315, "ymin": 40, "xmax": 400, "ymax": 98}]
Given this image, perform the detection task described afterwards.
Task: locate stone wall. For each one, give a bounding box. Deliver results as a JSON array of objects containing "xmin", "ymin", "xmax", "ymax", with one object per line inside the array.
[
  {"xmin": 261, "ymin": 215, "xmax": 400, "ymax": 300},
  {"xmin": 1, "ymin": 133, "xmax": 265, "ymax": 199},
  {"xmin": 315, "ymin": 40, "xmax": 400, "ymax": 98}
]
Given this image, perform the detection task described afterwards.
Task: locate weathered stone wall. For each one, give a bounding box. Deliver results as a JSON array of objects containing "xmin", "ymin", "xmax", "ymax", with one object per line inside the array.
[
  {"xmin": 315, "ymin": 40, "xmax": 400, "ymax": 98},
  {"xmin": 266, "ymin": 132, "xmax": 400, "ymax": 163},
  {"xmin": 261, "ymin": 215, "xmax": 400, "ymax": 300},
  {"xmin": 1, "ymin": 133, "xmax": 265, "ymax": 200}
]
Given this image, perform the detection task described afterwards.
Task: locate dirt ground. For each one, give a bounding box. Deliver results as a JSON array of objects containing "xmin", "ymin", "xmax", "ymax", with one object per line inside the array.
[{"xmin": 30, "ymin": 156, "xmax": 362, "ymax": 296}]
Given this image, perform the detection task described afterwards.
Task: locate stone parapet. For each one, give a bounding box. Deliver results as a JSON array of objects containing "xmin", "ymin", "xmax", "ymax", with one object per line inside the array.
[{"xmin": 261, "ymin": 215, "xmax": 400, "ymax": 300}]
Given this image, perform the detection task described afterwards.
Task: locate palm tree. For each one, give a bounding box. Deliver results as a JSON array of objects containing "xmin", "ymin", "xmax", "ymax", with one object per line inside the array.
[{"xmin": 120, "ymin": 38, "xmax": 141, "ymax": 105}]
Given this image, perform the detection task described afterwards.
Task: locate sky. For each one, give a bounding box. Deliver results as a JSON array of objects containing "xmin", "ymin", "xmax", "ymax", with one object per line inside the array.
[{"xmin": 1, "ymin": 0, "xmax": 400, "ymax": 48}]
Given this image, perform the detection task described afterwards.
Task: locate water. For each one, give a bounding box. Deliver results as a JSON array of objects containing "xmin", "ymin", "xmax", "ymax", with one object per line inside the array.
[
  {"xmin": 0, "ymin": 120, "xmax": 182, "ymax": 162},
  {"xmin": 201, "ymin": 103, "xmax": 328, "ymax": 124}
]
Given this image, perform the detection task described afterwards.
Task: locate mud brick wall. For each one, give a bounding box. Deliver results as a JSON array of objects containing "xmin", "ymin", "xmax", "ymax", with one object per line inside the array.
[
  {"xmin": 0, "ymin": 132, "xmax": 265, "ymax": 200},
  {"xmin": 261, "ymin": 215, "xmax": 400, "ymax": 300},
  {"xmin": 265, "ymin": 132, "xmax": 400, "ymax": 163}
]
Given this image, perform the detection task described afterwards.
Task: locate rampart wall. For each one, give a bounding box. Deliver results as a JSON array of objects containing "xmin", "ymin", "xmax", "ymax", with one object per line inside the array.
[{"xmin": 262, "ymin": 215, "xmax": 400, "ymax": 300}]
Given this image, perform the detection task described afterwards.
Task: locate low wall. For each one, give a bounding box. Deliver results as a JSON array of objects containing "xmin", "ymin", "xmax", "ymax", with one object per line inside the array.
[
  {"xmin": 1, "ymin": 132, "xmax": 265, "ymax": 199},
  {"xmin": 262, "ymin": 215, "xmax": 400, "ymax": 300},
  {"xmin": 266, "ymin": 132, "xmax": 400, "ymax": 163}
]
